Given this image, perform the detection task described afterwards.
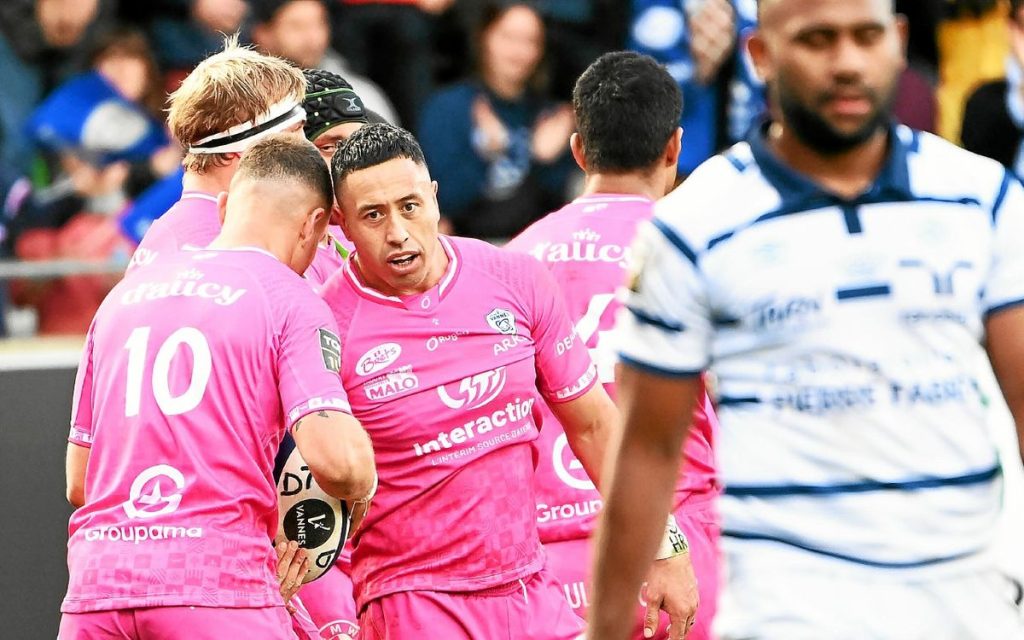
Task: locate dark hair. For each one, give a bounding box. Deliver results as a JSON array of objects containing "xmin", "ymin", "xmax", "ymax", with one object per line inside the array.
[
  {"xmin": 572, "ymin": 51, "xmax": 682, "ymax": 173},
  {"xmin": 331, "ymin": 123, "xmax": 426, "ymax": 188},
  {"xmin": 473, "ymin": 1, "xmax": 548, "ymax": 94},
  {"xmin": 1012, "ymin": 0, "xmax": 1024, "ymax": 18},
  {"xmin": 89, "ymin": 27, "xmax": 164, "ymax": 118},
  {"xmin": 238, "ymin": 133, "xmax": 334, "ymax": 210}
]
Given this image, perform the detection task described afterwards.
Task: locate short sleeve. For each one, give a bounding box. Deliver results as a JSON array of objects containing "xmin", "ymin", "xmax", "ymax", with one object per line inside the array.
[
  {"xmin": 277, "ymin": 288, "xmax": 353, "ymax": 426},
  {"xmin": 68, "ymin": 321, "xmax": 96, "ymax": 447},
  {"xmin": 982, "ymin": 171, "xmax": 1024, "ymax": 316},
  {"xmin": 614, "ymin": 217, "xmax": 712, "ymax": 376},
  {"xmin": 527, "ymin": 258, "xmax": 598, "ymax": 403}
]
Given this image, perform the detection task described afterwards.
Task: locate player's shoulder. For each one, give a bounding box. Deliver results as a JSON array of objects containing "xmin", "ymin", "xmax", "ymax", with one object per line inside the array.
[
  {"xmin": 904, "ymin": 126, "xmax": 1014, "ymax": 208},
  {"xmin": 455, "ymin": 235, "xmax": 544, "ymax": 279},
  {"xmin": 653, "ymin": 143, "xmax": 765, "ymax": 247}
]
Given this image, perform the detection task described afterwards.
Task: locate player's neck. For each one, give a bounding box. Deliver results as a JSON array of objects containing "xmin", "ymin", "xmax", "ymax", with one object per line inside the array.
[
  {"xmin": 768, "ymin": 122, "xmax": 889, "ymax": 200},
  {"xmin": 209, "ymin": 222, "xmax": 294, "ymax": 270},
  {"xmin": 182, "ymin": 166, "xmax": 235, "ymax": 196},
  {"xmin": 581, "ymin": 173, "xmax": 663, "ymax": 202}
]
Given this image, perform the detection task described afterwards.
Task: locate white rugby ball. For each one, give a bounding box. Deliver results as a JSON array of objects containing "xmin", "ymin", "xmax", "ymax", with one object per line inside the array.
[{"xmin": 274, "ymin": 433, "xmax": 351, "ymax": 583}]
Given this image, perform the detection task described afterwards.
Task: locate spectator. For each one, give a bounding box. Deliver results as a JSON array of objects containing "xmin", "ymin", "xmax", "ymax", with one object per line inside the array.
[
  {"xmin": 962, "ymin": 0, "xmax": 1024, "ymax": 172},
  {"xmin": 418, "ymin": 1, "xmax": 577, "ymax": 240},
  {"xmin": 630, "ymin": 0, "xmax": 765, "ymax": 176},
  {"xmin": 251, "ymin": 0, "xmax": 399, "ymax": 123},
  {"xmin": 118, "ymin": 0, "xmax": 248, "ymax": 76},
  {"xmin": 0, "ymin": 0, "xmax": 108, "ymax": 174},
  {"xmin": 331, "ymin": 0, "xmax": 454, "ymax": 128}
]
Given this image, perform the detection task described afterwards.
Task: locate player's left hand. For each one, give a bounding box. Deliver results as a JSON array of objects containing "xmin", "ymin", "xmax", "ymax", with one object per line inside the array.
[
  {"xmin": 276, "ymin": 540, "xmax": 310, "ymax": 613},
  {"xmin": 642, "ymin": 552, "xmax": 699, "ymax": 639}
]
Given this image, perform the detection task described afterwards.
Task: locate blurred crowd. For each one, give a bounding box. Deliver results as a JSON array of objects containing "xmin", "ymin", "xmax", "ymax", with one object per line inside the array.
[{"xmin": 0, "ymin": 0, "xmax": 1020, "ymax": 337}]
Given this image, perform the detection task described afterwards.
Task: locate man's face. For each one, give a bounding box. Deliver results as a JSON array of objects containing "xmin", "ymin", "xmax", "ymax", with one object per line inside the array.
[
  {"xmin": 337, "ymin": 158, "xmax": 442, "ymax": 296},
  {"xmin": 267, "ymin": 0, "xmax": 330, "ymax": 69},
  {"xmin": 752, "ymin": 0, "xmax": 905, "ymax": 154},
  {"xmin": 313, "ymin": 122, "xmax": 364, "ymax": 163}
]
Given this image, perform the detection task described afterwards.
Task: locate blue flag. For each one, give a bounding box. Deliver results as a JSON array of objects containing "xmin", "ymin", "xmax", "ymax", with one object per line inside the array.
[
  {"xmin": 26, "ymin": 71, "xmax": 169, "ymax": 166},
  {"xmin": 118, "ymin": 166, "xmax": 184, "ymax": 244}
]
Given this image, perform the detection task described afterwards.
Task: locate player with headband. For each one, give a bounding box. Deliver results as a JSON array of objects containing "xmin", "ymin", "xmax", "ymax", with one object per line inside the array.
[{"xmin": 127, "ymin": 36, "xmax": 307, "ymax": 272}]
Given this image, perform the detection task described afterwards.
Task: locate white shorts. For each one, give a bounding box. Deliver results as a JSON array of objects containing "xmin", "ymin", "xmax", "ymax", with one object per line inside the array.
[{"xmin": 715, "ymin": 539, "xmax": 1024, "ymax": 640}]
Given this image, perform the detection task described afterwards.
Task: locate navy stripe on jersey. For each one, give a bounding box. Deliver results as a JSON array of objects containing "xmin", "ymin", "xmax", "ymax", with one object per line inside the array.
[
  {"xmin": 992, "ymin": 169, "xmax": 1015, "ymax": 223},
  {"xmin": 722, "ymin": 529, "xmax": 984, "ymax": 569},
  {"xmin": 706, "ymin": 195, "xmax": 987, "ymax": 254},
  {"xmin": 984, "ymin": 296, "xmax": 1024, "ymax": 318},
  {"xmin": 836, "ymin": 284, "xmax": 892, "ymax": 300},
  {"xmin": 724, "ymin": 463, "xmax": 1000, "ymax": 498},
  {"xmin": 652, "ymin": 217, "xmax": 699, "ymax": 266},
  {"xmin": 718, "ymin": 395, "xmax": 760, "ymax": 406},
  {"xmin": 627, "ymin": 305, "xmax": 685, "ymax": 332},
  {"xmin": 618, "ymin": 353, "xmax": 703, "ymax": 378}
]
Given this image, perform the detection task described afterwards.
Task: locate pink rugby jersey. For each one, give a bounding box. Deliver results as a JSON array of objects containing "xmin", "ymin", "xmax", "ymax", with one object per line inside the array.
[
  {"xmin": 63, "ymin": 248, "xmax": 351, "ymax": 613},
  {"xmin": 126, "ymin": 191, "xmax": 221, "ymax": 271},
  {"xmin": 126, "ymin": 191, "xmax": 345, "ymax": 293},
  {"xmin": 319, "ymin": 236, "xmax": 598, "ymax": 608},
  {"xmin": 507, "ymin": 194, "xmax": 720, "ymax": 544}
]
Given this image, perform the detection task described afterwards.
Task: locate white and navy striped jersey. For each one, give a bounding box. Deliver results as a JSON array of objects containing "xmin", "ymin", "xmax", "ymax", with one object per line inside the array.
[{"xmin": 616, "ymin": 124, "xmax": 1024, "ymax": 570}]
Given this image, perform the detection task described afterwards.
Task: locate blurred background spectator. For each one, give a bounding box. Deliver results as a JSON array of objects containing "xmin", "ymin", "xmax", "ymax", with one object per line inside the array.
[
  {"xmin": 330, "ymin": 0, "xmax": 453, "ymax": 129},
  {"xmin": 418, "ymin": 1, "xmax": 577, "ymax": 240},
  {"xmin": 251, "ymin": 0, "xmax": 398, "ymax": 123},
  {"xmin": 629, "ymin": 0, "xmax": 765, "ymax": 176},
  {"xmin": 962, "ymin": 0, "xmax": 1024, "ymax": 170}
]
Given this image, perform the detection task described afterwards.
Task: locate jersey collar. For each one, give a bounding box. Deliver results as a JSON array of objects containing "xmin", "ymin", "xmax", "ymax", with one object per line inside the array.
[
  {"xmin": 343, "ymin": 235, "xmax": 461, "ymax": 310},
  {"xmin": 747, "ymin": 119, "xmax": 914, "ymax": 206}
]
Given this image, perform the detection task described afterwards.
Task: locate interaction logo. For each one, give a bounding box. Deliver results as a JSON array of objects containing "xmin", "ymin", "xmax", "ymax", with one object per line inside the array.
[
  {"xmin": 437, "ymin": 366, "xmax": 507, "ymax": 410},
  {"xmin": 122, "ymin": 464, "xmax": 186, "ymax": 520},
  {"xmin": 486, "ymin": 308, "xmax": 517, "ymax": 335}
]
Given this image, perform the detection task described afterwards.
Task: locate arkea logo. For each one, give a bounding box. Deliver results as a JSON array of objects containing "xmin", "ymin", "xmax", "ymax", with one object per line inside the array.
[
  {"xmin": 356, "ymin": 342, "xmax": 401, "ymax": 376},
  {"xmin": 364, "ymin": 366, "xmax": 419, "ymax": 400},
  {"xmin": 437, "ymin": 367, "xmax": 507, "ymax": 410},
  {"xmin": 487, "ymin": 308, "xmax": 517, "ymax": 335},
  {"xmin": 122, "ymin": 464, "xmax": 186, "ymax": 520}
]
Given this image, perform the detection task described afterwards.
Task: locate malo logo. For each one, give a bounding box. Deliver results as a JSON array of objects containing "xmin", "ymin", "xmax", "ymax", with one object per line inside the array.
[
  {"xmin": 487, "ymin": 308, "xmax": 517, "ymax": 335},
  {"xmin": 356, "ymin": 342, "xmax": 401, "ymax": 376},
  {"xmin": 437, "ymin": 366, "xmax": 507, "ymax": 410},
  {"xmin": 364, "ymin": 366, "xmax": 419, "ymax": 400}
]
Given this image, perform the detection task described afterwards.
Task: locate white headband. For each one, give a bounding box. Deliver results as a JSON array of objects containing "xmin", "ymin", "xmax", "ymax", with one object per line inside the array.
[{"xmin": 188, "ymin": 98, "xmax": 305, "ymax": 154}]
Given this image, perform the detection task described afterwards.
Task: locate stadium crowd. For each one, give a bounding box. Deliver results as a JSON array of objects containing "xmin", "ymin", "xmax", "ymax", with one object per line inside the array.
[{"xmin": 0, "ymin": 0, "xmax": 1021, "ymax": 336}]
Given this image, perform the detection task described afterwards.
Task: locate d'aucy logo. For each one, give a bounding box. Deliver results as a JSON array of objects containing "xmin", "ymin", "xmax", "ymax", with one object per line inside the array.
[
  {"xmin": 356, "ymin": 342, "xmax": 401, "ymax": 376},
  {"xmin": 122, "ymin": 464, "xmax": 186, "ymax": 520},
  {"xmin": 486, "ymin": 308, "xmax": 517, "ymax": 335},
  {"xmin": 437, "ymin": 366, "xmax": 507, "ymax": 410}
]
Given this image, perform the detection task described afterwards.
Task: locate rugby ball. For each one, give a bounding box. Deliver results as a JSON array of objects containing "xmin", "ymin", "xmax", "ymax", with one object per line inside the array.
[{"xmin": 273, "ymin": 432, "xmax": 351, "ymax": 583}]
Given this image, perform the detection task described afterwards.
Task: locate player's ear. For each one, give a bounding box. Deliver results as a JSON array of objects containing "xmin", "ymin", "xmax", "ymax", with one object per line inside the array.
[
  {"xmin": 665, "ymin": 127, "xmax": 683, "ymax": 168},
  {"xmin": 569, "ymin": 133, "xmax": 587, "ymax": 172},
  {"xmin": 304, "ymin": 206, "xmax": 328, "ymax": 244},
  {"xmin": 216, "ymin": 191, "xmax": 229, "ymax": 225},
  {"xmin": 747, "ymin": 29, "xmax": 772, "ymax": 83}
]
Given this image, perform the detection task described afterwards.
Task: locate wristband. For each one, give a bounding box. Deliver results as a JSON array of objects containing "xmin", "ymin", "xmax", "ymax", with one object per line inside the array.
[{"xmin": 655, "ymin": 514, "xmax": 689, "ymax": 560}]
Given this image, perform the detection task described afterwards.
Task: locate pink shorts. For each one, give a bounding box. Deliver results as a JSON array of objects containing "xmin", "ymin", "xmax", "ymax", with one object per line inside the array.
[
  {"xmin": 295, "ymin": 563, "xmax": 360, "ymax": 639},
  {"xmin": 544, "ymin": 501, "xmax": 720, "ymax": 640},
  {"xmin": 358, "ymin": 569, "xmax": 584, "ymax": 639},
  {"xmin": 58, "ymin": 605, "xmax": 294, "ymax": 639}
]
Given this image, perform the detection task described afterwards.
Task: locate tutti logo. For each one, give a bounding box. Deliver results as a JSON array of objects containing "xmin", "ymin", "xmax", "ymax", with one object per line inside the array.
[
  {"xmin": 437, "ymin": 366, "xmax": 507, "ymax": 410},
  {"xmin": 122, "ymin": 464, "xmax": 186, "ymax": 520}
]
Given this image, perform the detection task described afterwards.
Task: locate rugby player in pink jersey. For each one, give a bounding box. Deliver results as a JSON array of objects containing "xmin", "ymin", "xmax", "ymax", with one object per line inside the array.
[
  {"xmin": 128, "ymin": 37, "xmax": 308, "ymax": 272},
  {"xmin": 59, "ymin": 136, "xmax": 376, "ymax": 640},
  {"xmin": 507, "ymin": 52, "xmax": 719, "ymax": 640},
  {"xmin": 317, "ymin": 123, "xmax": 697, "ymax": 639}
]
